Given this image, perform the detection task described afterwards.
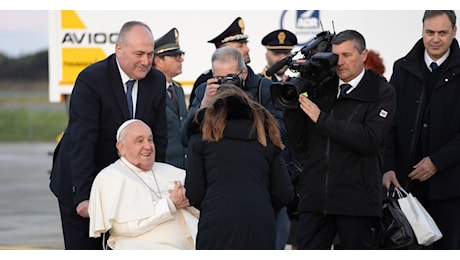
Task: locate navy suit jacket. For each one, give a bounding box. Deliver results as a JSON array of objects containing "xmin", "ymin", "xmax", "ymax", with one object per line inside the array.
[{"xmin": 50, "ymin": 53, "xmax": 167, "ymax": 208}]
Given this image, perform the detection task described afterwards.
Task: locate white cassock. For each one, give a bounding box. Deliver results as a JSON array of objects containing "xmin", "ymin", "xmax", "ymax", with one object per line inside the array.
[{"xmin": 88, "ymin": 157, "xmax": 199, "ymax": 249}]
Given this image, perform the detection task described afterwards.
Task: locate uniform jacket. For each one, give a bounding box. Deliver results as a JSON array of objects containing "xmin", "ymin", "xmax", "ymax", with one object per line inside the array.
[
  {"xmin": 165, "ymin": 80, "xmax": 188, "ymax": 169},
  {"xmin": 50, "ymin": 53, "xmax": 167, "ymax": 208},
  {"xmin": 259, "ymin": 65, "xmax": 284, "ymax": 82},
  {"xmin": 284, "ymin": 70, "xmax": 397, "ymax": 217},
  {"xmin": 384, "ymin": 38, "xmax": 460, "ymax": 200},
  {"xmin": 185, "ymin": 107, "xmax": 294, "ymax": 249}
]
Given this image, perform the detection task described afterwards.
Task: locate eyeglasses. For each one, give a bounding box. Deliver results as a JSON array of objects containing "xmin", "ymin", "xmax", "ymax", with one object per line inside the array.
[
  {"xmin": 213, "ymin": 70, "xmax": 243, "ymax": 81},
  {"xmin": 163, "ymin": 53, "xmax": 184, "ymax": 61}
]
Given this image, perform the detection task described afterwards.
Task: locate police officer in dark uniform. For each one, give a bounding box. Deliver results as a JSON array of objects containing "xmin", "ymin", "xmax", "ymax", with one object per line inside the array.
[
  {"xmin": 259, "ymin": 29, "xmax": 300, "ymax": 250},
  {"xmin": 259, "ymin": 29, "xmax": 300, "ymax": 180},
  {"xmin": 153, "ymin": 28, "xmax": 188, "ymax": 169},
  {"xmin": 260, "ymin": 29, "xmax": 298, "ymax": 82},
  {"xmin": 189, "ymin": 17, "xmax": 253, "ymax": 107}
]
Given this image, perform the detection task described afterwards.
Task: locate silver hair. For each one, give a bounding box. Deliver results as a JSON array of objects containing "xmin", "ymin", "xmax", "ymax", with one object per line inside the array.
[{"xmin": 211, "ymin": 46, "xmax": 246, "ymax": 73}]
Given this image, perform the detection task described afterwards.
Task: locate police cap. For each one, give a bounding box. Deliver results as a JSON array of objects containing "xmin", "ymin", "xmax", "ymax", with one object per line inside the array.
[
  {"xmin": 261, "ymin": 29, "xmax": 298, "ymax": 53},
  {"xmin": 208, "ymin": 17, "xmax": 248, "ymax": 48},
  {"xmin": 154, "ymin": 28, "xmax": 185, "ymax": 56}
]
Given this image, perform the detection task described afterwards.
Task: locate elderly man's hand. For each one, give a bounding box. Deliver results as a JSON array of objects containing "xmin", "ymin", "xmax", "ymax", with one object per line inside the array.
[{"xmin": 169, "ymin": 181, "xmax": 190, "ymax": 209}]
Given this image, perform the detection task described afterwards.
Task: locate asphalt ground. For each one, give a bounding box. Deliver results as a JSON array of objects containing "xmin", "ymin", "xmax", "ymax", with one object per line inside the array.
[
  {"xmin": 0, "ymin": 142, "xmax": 64, "ymax": 250},
  {"xmin": 0, "ymin": 142, "xmax": 459, "ymax": 258}
]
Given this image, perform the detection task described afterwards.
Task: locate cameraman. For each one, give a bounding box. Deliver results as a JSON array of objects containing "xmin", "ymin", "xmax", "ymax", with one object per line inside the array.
[{"xmin": 283, "ymin": 30, "xmax": 397, "ymax": 249}]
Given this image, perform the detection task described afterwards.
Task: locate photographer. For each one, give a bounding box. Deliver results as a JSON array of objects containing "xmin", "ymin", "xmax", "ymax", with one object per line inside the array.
[
  {"xmin": 283, "ymin": 30, "xmax": 397, "ymax": 249},
  {"xmin": 181, "ymin": 46, "xmax": 283, "ymax": 147}
]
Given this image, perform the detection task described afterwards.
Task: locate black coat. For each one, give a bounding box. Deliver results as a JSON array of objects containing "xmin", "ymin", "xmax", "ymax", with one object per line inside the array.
[
  {"xmin": 185, "ymin": 112, "xmax": 294, "ymax": 249},
  {"xmin": 50, "ymin": 53, "xmax": 167, "ymax": 208},
  {"xmin": 384, "ymin": 38, "xmax": 460, "ymax": 200},
  {"xmin": 284, "ymin": 70, "xmax": 397, "ymax": 217}
]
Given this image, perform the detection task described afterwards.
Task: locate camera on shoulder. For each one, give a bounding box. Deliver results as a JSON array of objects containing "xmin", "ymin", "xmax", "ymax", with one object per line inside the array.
[{"xmin": 268, "ymin": 31, "xmax": 338, "ymax": 110}]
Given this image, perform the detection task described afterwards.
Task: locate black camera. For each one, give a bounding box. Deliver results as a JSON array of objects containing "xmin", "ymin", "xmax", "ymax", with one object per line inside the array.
[
  {"xmin": 216, "ymin": 74, "xmax": 242, "ymax": 88},
  {"xmin": 269, "ymin": 31, "xmax": 338, "ymax": 110}
]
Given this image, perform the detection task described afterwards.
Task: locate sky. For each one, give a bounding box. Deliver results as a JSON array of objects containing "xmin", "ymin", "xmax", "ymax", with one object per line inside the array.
[
  {"xmin": 0, "ymin": 10, "xmax": 48, "ymax": 57},
  {"xmin": 0, "ymin": 2, "xmax": 455, "ymax": 58}
]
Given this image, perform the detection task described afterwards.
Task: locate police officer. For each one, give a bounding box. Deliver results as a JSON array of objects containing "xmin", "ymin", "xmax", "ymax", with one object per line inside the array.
[
  {"xmin": 260, "ymin": 29, "xmax": 298, "ymax": 82},
  {"xmin": 259, "ymin": 29, "xmax": 299, "ymax": 250},
  {"xmin": 153, "ymin": 28, "xmax": 188, "ymax": 169},
  {"xmin": 189, "ymin": 17, "xmax": 253, "ymax": 106}
]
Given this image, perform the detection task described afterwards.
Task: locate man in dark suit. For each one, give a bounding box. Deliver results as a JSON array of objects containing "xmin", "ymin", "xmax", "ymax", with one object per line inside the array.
[{"xmin": 49, "ymin": 21, "xmax": 167, "ymax": 250}]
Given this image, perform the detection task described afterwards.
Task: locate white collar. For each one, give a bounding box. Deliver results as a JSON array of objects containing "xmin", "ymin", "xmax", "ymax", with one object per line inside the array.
[
  {"xmin": 116, "ymin": 58, "xmax": 132, "ymax": 84},
  {"xmin": 338, "ymin": 68, "xmax": 365, "ymax": 95},
  {"xmin": 424, "ymin": 49, "xmax": 449, "ymax": 69}
]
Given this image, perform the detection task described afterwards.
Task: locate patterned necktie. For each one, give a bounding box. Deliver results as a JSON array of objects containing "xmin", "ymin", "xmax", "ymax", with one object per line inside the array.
[
  {"xmin": 338, "ymin": 83, "xmax": 352, "ymax": 99},
  {"xmin": 126, "ymin": 80, "xmax": 135, "ymax": 118},
  {"xmin": 430, "ymin": 62, "xmax": 438, "ymax": 72}
]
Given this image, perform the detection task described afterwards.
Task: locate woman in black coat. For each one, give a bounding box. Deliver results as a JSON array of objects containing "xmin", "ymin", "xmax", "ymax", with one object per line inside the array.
[{"xmin": 185, "ymin": 85, "xmax": 294, "ymax": 250}]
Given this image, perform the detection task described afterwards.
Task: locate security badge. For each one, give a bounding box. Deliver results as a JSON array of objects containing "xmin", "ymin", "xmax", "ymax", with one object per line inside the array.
[
  {"xmin": 379, "ymin": 109, "xmax": 388, "ymax": 118},
  {"xmin": 238, "ymin": 18, "xmax": 245, "ymax": 34},
  {"xmin": 278, "ymin": 32, "xmax": 286, "ymax": 45},
  {"xmin": 174, "ymin": 29, "xmax": 179, "ymax": 45}
]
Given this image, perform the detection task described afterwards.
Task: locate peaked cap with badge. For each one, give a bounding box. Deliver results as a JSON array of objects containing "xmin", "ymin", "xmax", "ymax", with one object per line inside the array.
[
  {"xmin": 261, "ymin": 29, "xmax": 298, "ymax": 53},
  {"xmin": 208, "ymin": 17, "xmax": 249, "ymax": 48},
  {"xmin": 154, "ymin": 27, "xmax": 185, "ymax": 56}
]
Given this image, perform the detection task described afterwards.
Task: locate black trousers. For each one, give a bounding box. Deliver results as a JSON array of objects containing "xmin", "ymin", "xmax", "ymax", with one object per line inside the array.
[
  {"xmin": 58, "ymin": 200, "xmax": 103, "ymax": 250},
  {"xmin": 297, "ymin": 212, "xmax": 378, "ymax": 249}
]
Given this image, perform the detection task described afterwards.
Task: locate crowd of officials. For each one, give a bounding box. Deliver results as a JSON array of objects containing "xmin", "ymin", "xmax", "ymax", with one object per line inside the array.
[{"xmin": 49, "ymin": 10, "xmax": 460, "ymax": 250}]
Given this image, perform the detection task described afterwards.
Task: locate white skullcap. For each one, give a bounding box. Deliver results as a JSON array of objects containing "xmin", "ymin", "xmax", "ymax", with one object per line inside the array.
[{"xmin": 116, "ymin": 119, "xmax": 143, "ymax": 142}]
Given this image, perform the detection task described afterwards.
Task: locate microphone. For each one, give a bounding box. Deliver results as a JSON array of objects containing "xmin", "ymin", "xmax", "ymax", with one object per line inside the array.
[{"xmin": 266, "ymin": 51, "xmax": 297, "ymax": 77}]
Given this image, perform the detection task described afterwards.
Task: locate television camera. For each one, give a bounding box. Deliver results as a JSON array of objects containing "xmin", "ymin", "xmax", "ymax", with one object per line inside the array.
[{"xmin": 269, "ymin": 30, "xmax": 338, "ymax": 110}]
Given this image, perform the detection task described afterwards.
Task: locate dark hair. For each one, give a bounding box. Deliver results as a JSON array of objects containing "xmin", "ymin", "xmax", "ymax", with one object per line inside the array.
[
  {"xmin": 331, "ymin": 29, "xmax": 366, "ymax": 53},
  {"xmin": 423, "ymin": 10, "xmax": 457, "ymax": 28}
]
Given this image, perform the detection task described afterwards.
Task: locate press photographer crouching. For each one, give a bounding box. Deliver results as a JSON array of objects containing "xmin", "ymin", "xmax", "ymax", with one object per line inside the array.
[{"xmin": 280, "ymin": 29, "xmax": 397, "ymax": 249}]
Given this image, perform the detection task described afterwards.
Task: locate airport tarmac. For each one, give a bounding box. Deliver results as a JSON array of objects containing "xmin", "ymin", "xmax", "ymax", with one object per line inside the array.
[{"xmin": 0, "ymin": 142, "xmax": 64, "ymax": 250}]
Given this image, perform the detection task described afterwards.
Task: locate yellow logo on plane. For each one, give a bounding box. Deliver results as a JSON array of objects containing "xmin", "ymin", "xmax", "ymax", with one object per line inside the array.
[
  {"xmin": 59, "ymin": 10, "xmax": 107, "ymax": 85},
  {"xmin": 61, "ymin": 10, "xmax": 86, "ymax": 29}
]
